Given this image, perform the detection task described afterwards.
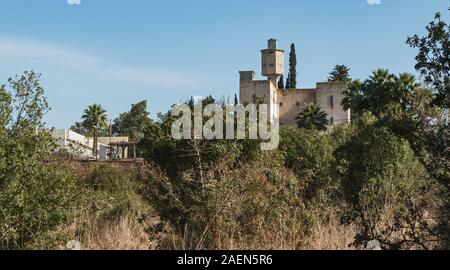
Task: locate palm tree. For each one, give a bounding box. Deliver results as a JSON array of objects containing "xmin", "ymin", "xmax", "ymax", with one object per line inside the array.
[
  {"xmin": 296, "ymin": 104, "xmax": 329, "ymax": 131},
  {"xmin": 82, "ymin": 104, "xmax": 108, "ymax": 159}
]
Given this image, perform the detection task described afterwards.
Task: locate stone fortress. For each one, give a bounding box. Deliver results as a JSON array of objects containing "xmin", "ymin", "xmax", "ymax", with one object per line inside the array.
[{"xmin": 239, "ymin": 39, "xmax": 351, "ymax": 127}]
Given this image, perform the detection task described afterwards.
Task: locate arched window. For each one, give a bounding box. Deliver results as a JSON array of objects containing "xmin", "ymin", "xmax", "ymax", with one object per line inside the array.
[
  {"xmin": 251, "ymin": 94, "xmax": 256, "ymax": 103},
  {"xmin": 329, "ymin": 117, "xmax": 334, "ymax": 125},
  {"xmin": 329, "ymin": 96, "xmax": 334, "ymax": 109}
]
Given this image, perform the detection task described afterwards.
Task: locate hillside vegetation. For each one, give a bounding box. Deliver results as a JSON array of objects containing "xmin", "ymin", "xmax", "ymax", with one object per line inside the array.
[{"xmin": 0, "ymin": 8, "xmax": 448, "ymax": 250}]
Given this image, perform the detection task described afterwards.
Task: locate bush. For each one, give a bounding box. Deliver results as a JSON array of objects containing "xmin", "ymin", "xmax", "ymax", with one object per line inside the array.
[
  {"xmin": 0, "ymin": 71, "xmax": 77, "ymax": 249},
  {"xmin": 280, "ymin": 128, "xmax": 337, "ymax": 203},
  {"xmin": 334, "ymin": 114, "xmax": 444, "ymax": 249},
  {"xmin": 146, "ymin": 151, "xmax": 312, "ymax": 250}
]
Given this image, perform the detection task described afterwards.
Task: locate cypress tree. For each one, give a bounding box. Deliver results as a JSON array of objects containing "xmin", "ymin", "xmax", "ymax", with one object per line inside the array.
[
  {"xmin": 288, "ymin": 43, "xmax": 297, "ymax": 88},
  {"xmin": 285, "ymin": 74, "xmax": 291, "ymax": 89},
  {"xmin": 278, "ymin": 75, "xmax": 285, "ymax": 89}
]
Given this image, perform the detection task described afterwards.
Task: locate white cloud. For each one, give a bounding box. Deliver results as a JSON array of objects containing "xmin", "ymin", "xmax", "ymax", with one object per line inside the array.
[
  {"xmin": 67, "ymin": 0, "xmax": 81, "ymax": 5},
  {"xmin": 0, "ymin": 37, "xmax": 205, "ymax": 88},
  {"xmin": 367, "ymin": 0, "xmax": 382, "ymax": 5}
]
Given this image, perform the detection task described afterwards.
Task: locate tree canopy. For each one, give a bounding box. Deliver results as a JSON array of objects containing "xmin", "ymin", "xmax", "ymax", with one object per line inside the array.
[
  {"xmin": 296, "ymin": 104, "xmax": 328, "ymax": 131},
  {"xmin": 328, "ymin": 65, "xmax": 351, "ymax": 82},
  {"xmin": 112, "ymin": 100, "xmax": 152, "ymax": 142},
  {"xmin": 287, "ymin": 43, "xmax": 297, "ymax": 88}
]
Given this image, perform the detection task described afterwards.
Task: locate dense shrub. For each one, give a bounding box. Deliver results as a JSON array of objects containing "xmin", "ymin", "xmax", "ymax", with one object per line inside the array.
[
  {"xmin": 334, "ymin": 114, "xmax": 444, "ymax": 249},
  {"xmin": 0, "ymin": 72, "xmax": 77, "ymax": 249},
  {"xmin": 146, "ymin": 152, "xmax": 312, "ymax": 250},
  {"xmin": 280, "ymin": 128, "xmax": 337, "ymax": 203}
]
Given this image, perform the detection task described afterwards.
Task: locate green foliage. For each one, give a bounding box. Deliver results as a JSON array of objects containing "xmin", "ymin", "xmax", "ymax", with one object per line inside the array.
[
  {"xmin": 139, "ymin": 96, "xmax": 264, "ymax": 178},
  {"xmin": 287, "ymin": 43, "xmax": 297, "ymax": 88},
  {"xmin": 334, "ymin": 114, "xmax": 443, "ymax": 249},
  {"xmin": 404, "ymin": 8, "xmax": 450, "ymax": 199},
  {"xmin": 146, "ymin": 152, "xmax": 312, "ymax": 249},
  {"xmin": 82, "ymin": 165, "xmax": 150, "ymax": 220},
  {"xmin": 0, "ymin": 71, "xmax": 77, "ymax": 249},
  {"xmin": 296, "ymin": 104, "xmax": 328, "ymax": 131},
  {"xmin": 112, "ymin": 100, "xmax": 152, "ymax": 142},
  {"xmin": 342, "ymin": 69, "xmax": 422, "ymax": 118},
  {"xmin": 278, "ymin": 75, "xmax": 285, "ymax": 89},
  {"xmin": 285, "ymin": 74, "xmax": 291, "ymax": 89},
  {"xmin": 407, "ymin": 8, "xmax": 450, "ymax": 108},
  {"xmin": 328, "ymin": 65, "xmax": 351, "ymax": 82},
  {"xmin": 82, "ymin": 104, "xmax": 108, "ymax": 130},
  {"xmin": 81, "ymin": 104, "xmax": 108, "ymax": 157},
  {"xmin": 70, "ymin": 121, "xmax": 90, "ymax": 135},
  {"xmin": 342, "ymin": 66, "xmax": 449, "ymax": 205},
  {"xmin": 280, "ymin": 128, "xmax": 336, "ymax": 202}
]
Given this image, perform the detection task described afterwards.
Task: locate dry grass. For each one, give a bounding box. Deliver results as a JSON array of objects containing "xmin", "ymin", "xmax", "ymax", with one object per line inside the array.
[
  {"xmin": 84, "ymin": 216, "xmax": 152, "ymax": 250},
  {"xmin": 302, "ymin": 214, "xmax": 358, "ymax": 250},
  {"xmin": 65, "ymin": 215, "xmax": 154, "ymax": 250},
  {"xmin": 159, "ymin": 212, "xmax": 358, "ymax": 250}
]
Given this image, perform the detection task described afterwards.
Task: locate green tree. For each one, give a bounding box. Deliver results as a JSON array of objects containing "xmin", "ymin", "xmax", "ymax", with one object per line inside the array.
[
  {"xmin": 280, "ymin": 128, "xmax": 335, "ymax": 202},
  {"xmin": 342, "ymin": 69, "xmax": 422, "ymax": 118},
  {"xmin": 328, "ymin": 65, "xmax": 351, "ymax": 82},
  {"xmin": 112, "ymin": 100, "xmax": 152, "ymax": 142},
  {"xmin": 82, "ymin": 104, "xmax": 108, "ymax": 158},
  {"xmin": 407, "ymin": 9, "xmax": 450, "ymax": 109},
  {"xmin": 287, "ymin": 43, "xmax": 297, "ymax": 88},
  {"xmin": 278, "ymin": 75, "xmax": 285, "ymax": 89},
  {"xmin": 296, "ymin": 104, "xmax": 328, "ymax": 131},
  {"xmin": 285, "ymin": 74, "xmax": 291, "ymax": 89},
  {"xmin": 403, "ymin": 8, "xmax": 450, "ymax": 195},
  {"xmin": 334, "ymin": 114, "xmax": 442, "ymax": 249},
  {"xmin": 0, "ymin": 71, "xmax": 76, "ymax": 249},
  {"xmin": 70, "ymin": 121, "xmax": 89, "ymax": 135}
]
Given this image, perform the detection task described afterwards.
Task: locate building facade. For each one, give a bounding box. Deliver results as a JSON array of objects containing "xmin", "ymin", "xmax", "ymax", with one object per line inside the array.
[
  {"xmin": 239, "ymin": 39, "xmax": 351, "ymax": 127},
  {"xmin": 52, "ymin": 129, "xmax": 131, "ymax": 161}
]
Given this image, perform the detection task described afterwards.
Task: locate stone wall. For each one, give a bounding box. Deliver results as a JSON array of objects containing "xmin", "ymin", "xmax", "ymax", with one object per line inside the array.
[
  {"xmin": 278, "ymin": 88, "xmax": 316, "ymax": 126},
  {"xmin": 315, "ymin": 82, "xmax": 351, "ymax": 126},
  {"xmin": 239, "ymin": 78, "xmax": 278, "ymax": 121}
]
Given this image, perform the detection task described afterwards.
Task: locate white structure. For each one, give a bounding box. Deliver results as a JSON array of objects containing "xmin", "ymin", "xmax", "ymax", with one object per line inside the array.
[{"xmin": 52, "ymin": 129, "xmax": 107, "ymax": 160}]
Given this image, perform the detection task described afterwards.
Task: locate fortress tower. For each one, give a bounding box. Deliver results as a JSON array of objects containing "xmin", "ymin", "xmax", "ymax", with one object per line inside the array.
[
  {"xmin": 261, "ymin": 39, "xmax": 284, "ymax": 84},
  {"xmin": 239, "ymin": 39, "xmax": 351, "ymax": 127}
]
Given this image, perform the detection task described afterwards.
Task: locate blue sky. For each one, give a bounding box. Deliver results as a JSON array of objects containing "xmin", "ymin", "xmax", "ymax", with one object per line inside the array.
[{"xmin": 0, "ymin": 0, "xmax": 448, "ymax": 128}]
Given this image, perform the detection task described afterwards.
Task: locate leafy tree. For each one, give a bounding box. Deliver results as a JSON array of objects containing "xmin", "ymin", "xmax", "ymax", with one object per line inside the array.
[
  {"xmin": 82, "ymin": 104, "xmax": 108, "ymax": 158},
  {"xmin": 0, "ymin": 71, "xmax": 76, "ymax": 249},
  {"xmin": 334, "ymin": 114, "xmax": 443, "ymax": 249},
  {"xmin": 328, "ymin": 65, "xmax": 351, "ymax": 82},
  {"xmin": 341, "ymin": 68, "xmax": 449, "ymax": 247},
  {"xmin": 287, "ymin": 43, "xmax": 297, "ymax": 88},
  {"xmin": 407, "ymin": 9, "xmax": 450, "ymax": 109},
  {"xmin": 296, "ymin": 104, "xmax": 328, "ymax": 131},
  {"xmin": 112, "ymin": 100, "xmax": 152, "ymax": 142},
  {"xmin": 403, "ymin": 8, "xmax": 450, "ymax": 196},
  {"xmin": 278, "ymin": 75, "xmax": 285, "ymax": 89},
  {"xmin": 280, "ymin": 128, "xmax": 335, "ymax": 202}
]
